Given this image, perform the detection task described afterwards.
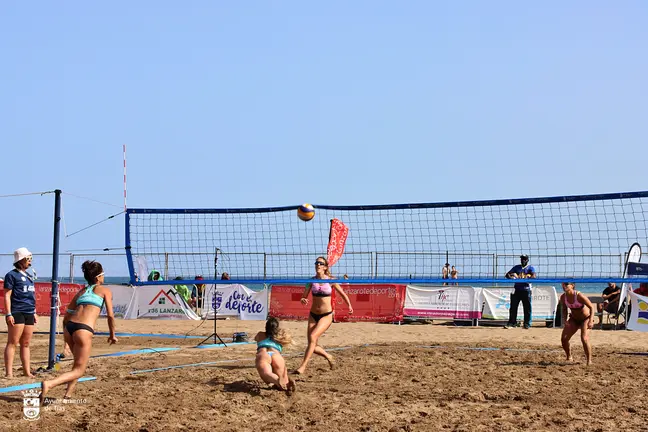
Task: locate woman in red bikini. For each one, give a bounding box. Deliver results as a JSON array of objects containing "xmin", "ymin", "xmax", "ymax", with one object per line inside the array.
[
  {"xmin": 293, "ymin": 256, "xmax": 353, "ymax": 375},
  {"xmin": 559, "ymin": 282, "xmax": 595, "ymax": 366}
]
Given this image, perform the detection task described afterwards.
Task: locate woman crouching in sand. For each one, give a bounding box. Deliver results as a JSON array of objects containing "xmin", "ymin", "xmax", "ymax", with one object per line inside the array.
[
  {"xmin": 255, "ymin": 317, "xmax": 296, "ymax": 394},
  {"xmin": 559, "ymin": 282, "xmax": 594, "ymax": 365}
]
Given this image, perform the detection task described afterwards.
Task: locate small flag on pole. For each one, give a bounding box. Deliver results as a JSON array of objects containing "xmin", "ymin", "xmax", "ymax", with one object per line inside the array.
[{"xmin": 327, "ymin": 219, "xmax": 349, "ymax": 267}]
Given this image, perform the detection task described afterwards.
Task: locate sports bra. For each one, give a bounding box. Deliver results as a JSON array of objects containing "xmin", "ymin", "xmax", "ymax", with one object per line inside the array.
[
  {"xmin": 257, "ymin": 338, "xmax": 283, "ymax": 353},
  {"xmin": 76, "ymin": 285, "xmax": 105, "ymax": 309},
  {"xmin": 564, "ymin": 292, "xmax": 583, "ymax": 310},
  {"xmin": 311, "ymin": 280, "xmax": 332, "ymax": 297}
]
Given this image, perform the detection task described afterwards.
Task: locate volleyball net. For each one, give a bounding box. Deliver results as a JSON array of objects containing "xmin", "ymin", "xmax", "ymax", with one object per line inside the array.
[{"xmin": 125, "ymin": 191, "xmax": 648, "ymax": 286}]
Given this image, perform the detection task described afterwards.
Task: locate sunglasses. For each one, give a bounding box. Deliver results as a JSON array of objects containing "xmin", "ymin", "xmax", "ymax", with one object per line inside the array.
[{"xmin": 314, "ymin": 261, "xmax": 327, "ymax": 266}]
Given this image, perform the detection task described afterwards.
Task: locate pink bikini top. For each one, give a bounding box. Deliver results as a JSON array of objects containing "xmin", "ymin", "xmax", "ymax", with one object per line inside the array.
[
  {"xmin": 311, "ymin": 279, "xmax": 333, "ymax": 297},
  {"xmin": 564, "ymin": 292, "xmax": 584, "ymax": 309}
]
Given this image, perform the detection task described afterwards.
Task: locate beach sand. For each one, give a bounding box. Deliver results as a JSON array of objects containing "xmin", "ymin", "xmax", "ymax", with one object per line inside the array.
[{"xmin": 0, "ymin": 316, "xmax": 646, "ymax": 431}]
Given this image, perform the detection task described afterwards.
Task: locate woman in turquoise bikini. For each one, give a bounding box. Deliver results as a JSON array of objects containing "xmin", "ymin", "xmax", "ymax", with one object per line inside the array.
[
  {"xmin": 40, "ymin": 260, "xmax": 118, "ymax": 401},
  {"xmin": 255, "ymin": 317, "xmax": 295, "ymax": 393}
]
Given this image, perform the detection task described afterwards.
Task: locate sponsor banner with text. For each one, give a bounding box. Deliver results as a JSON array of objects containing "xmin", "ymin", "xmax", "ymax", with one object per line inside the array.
[
  {"xmin": 481, "ymin": 286, "xmax": 558, "ymax": 320},
  {"xmin": 202, "ymin": 284, "xmax": 268, "ymax": 320},
  {"xmin": 333, "ymin": 284, "xmax": 405, "ymax": 323},
  {"xmin": 403, "ymin": 286, "xmax": 482, "ymax": 319},
  {"xmin": 626, "ymin": 291, "xmax": 648, "ymax": 332},
  {"xmin": 125, "ymin": 285, "xmax": 199, "ymax": 320},
  {"xmin": 270, "ymin": 284, "xmax": 406, "ymax": 323},
  {"xmin": 0, "ymin": 282, "xmax": 84, "ymax": 316}
]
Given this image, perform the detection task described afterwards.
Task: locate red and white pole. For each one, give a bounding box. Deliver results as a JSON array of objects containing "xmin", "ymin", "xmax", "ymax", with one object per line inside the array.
[{"xmin": 123, "ymin": 144, "xmax": 127, "ymax": 211}]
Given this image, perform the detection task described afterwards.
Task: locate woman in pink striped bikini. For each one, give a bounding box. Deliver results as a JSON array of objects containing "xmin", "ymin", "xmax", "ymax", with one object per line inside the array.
[
  {"xmin": 293, "ymin": 256, "xmax": 353, "ymax": 375},
  {"xmin": 559, "ymin": 282, "xmax": 595, "ymax": 366}
]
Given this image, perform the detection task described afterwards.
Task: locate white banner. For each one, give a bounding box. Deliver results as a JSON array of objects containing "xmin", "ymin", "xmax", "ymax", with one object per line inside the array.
[
  {"xmin": 403, "ymin": 286, "xmax": 482, "ymax": 319},
  {"xmin": 481, "ymin": 286, "xmax": 558, "ymax": 320},
  {"xmin": 125, "ymin": 285, "xmax": 200, "ymax": 320},
  {"xmin": 626, "ymin": 291, "xmax": 648, "ymax": 332},
  {"xmin": 100, "ymin": 284, "xmax": 136, "ymax": 319},
  {"xmin": 202, "ymin": 284, "xmax": 268, "ymax": 320},
  {"xmin": 618, "ymin": 282, "xmax": 633, "ymax": 315}
]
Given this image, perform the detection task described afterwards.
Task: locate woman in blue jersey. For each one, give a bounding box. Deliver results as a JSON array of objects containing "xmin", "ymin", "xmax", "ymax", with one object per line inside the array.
[
  {"xmin": 40, "ymin": 260, "xmax": 118, "ymax": 400},
  {"xmin": 255, "ymin": 317, "xmax": 295, "ymax": 394},
  {"xmin": 293, "ymin": 256, "xmax": 353, "ymax": 375},
  {"xmin": 4, "ymin": 247, "xmax": 38, "ymax": 378}
]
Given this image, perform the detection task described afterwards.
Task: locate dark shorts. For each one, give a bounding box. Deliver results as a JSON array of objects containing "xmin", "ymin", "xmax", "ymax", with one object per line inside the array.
[
  {"xmin": 11, "ymin": 312, "xmax": 35, "ymax": 325},
  {"xmin": 604, "ymin": 301, "xmax": 619, "ymax": 314}
]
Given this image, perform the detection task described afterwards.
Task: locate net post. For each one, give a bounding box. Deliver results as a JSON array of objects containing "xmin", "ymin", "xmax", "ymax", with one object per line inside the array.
[
  {"xmin": 69, "ymin": 254, "xmax": 75, "ymax": 284},
  {"xmin": 48, "ymin": 189, "xmax": 62, "ymax": 370}
]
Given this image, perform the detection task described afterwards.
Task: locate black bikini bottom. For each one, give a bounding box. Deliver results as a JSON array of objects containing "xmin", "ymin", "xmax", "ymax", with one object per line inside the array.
[
  {"xmin": 310, "ymin": 310, "xmax": 333, "ymax": 323},
  {"xmin": 65, "ymin": 321, "xmax": 95, "ymax": 336}
]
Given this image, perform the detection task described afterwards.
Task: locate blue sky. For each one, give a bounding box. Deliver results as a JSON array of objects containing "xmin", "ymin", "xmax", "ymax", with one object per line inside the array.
[{"xmin": 1, "ymin": 1, "xmax": 647, "ymax": 268}]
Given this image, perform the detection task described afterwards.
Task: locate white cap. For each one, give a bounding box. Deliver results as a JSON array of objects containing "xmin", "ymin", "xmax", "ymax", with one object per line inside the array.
[{"xmin": 13, "ymin": 247, "xmax": 32, "ymax": 264}]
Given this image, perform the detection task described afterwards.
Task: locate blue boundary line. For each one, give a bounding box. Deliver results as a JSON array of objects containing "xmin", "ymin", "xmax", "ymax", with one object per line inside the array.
[
  {"xmin": 0, "ymin": 377, "xmax": 97, "ymax": 394},
  {"xmin": 93, "ymin": 341, "xmax": 254, "ymax": 358},
  {"xmin": 192, "ymin": 341, "xmax": 253, "ymax": 349},
  {"xmin": 130, "ymin": 359, "xmax": 242, "ymax": 374},
  {"xmin": 94, "ymin": 332, "xmax": 206, "ymax": 339},
  {"xmin": 128, "ymin": 345, "xmax": 355, "ymax": 375},
  {"xmin": 94, "ymin": 347, "xmax": 180, "ymax": 358}
]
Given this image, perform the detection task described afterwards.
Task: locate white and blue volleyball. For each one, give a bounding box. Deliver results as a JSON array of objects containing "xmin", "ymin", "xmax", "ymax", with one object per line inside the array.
[{"xmin": 297, "ymin": 203, "xmax": 315, "ymax": 221}]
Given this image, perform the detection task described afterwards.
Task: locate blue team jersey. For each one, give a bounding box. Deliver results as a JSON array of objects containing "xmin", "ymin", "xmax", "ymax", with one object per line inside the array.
[
  {"xmin": 508, "ymin": 265, "xmax": 536, "ymax": 291},
  {"xmin": 3, "ymin": 269, "xmax": 36, "ymax": 313}
]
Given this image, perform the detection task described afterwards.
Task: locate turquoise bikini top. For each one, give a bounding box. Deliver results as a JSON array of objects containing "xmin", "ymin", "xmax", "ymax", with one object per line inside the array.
[
  {"xmin": 76, "ymin": 285, "xmax": 105, "ymax": 309},
  {"xmin": 257, "ymin": 338, "xmax": 283, "ymax": 353}
]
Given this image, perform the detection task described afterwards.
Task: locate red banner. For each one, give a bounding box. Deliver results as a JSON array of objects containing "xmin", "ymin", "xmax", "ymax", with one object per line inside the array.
[
  {"xmin": 269, "ymin": 283, "xmax": 405, "ymax": 323},
  {"xmin": 334, "ymin": 284, "xmax": 405, "ymax": 323},
  {"xmin": 269, "ymin": 285, "xmax": 310, "ymax": 320},
  {"xmin": 0, "ymin": 282, "xmax": 84, "ymax": 316},
  {"xmin": 327, "ymin": 218, "xmax": 349, "ymax": 267}
]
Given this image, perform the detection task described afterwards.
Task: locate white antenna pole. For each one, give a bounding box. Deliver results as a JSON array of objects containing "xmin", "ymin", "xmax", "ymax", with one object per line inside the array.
[{"xmin": 123, "ymin": 144, "xmax": 127, "ymax": 211}]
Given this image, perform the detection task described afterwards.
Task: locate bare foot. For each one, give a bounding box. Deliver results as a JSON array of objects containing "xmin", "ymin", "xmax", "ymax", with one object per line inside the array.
[
  {"xmin": 40, "ymin": 381, "xmax": 50, "ymax": 406},
  {"xmin": 286, "ymin": 379, "xmax": 296, "ymax": 396},
  {"xmin": 326, "ymin": 356, "xmax": 335, "ymax": 370},
  {"xmin": 586, "ymin": 360, "xmax": 593, "ymax": 366},
  {"xmin": 291, "ymin": 368, "xmax": 304, "ymax": 375},
  {"xmin": 566, "ymin": 356, "xmax": 574, "ymax": 362},
  {"xmin": 278, "ymin": 373, "xmax": 289, "ymax": 390},
  {"xmin": 24, "ymin": 371, "xmax": 34, "ymax": 378},
  {"xmin": 5, "ymin": 374, "xmax": 13, "ymax": 379}
]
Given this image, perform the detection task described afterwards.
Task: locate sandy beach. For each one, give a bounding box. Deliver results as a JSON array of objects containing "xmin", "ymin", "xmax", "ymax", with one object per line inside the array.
[{"xmin": 0, "ymin": 314, "xmax": 646, "ymax": 432}]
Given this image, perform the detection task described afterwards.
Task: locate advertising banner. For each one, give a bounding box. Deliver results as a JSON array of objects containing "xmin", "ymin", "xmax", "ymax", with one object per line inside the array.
[
  {"xmin": 481, "ymin": 286, "xmax": 558, "ymax": 321},
  {"xmin": 403, "ymin": 286, "xmax": 482, "ymax": 319},
  {"xmin": 202, "ymin": 284, "xmax": 268, "ymax": 320}
]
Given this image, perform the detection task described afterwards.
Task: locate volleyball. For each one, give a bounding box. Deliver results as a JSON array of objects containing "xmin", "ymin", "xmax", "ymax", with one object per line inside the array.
[{"xmin": 297, "ymin": 203, "xmax": 315, "ymax": 221}]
